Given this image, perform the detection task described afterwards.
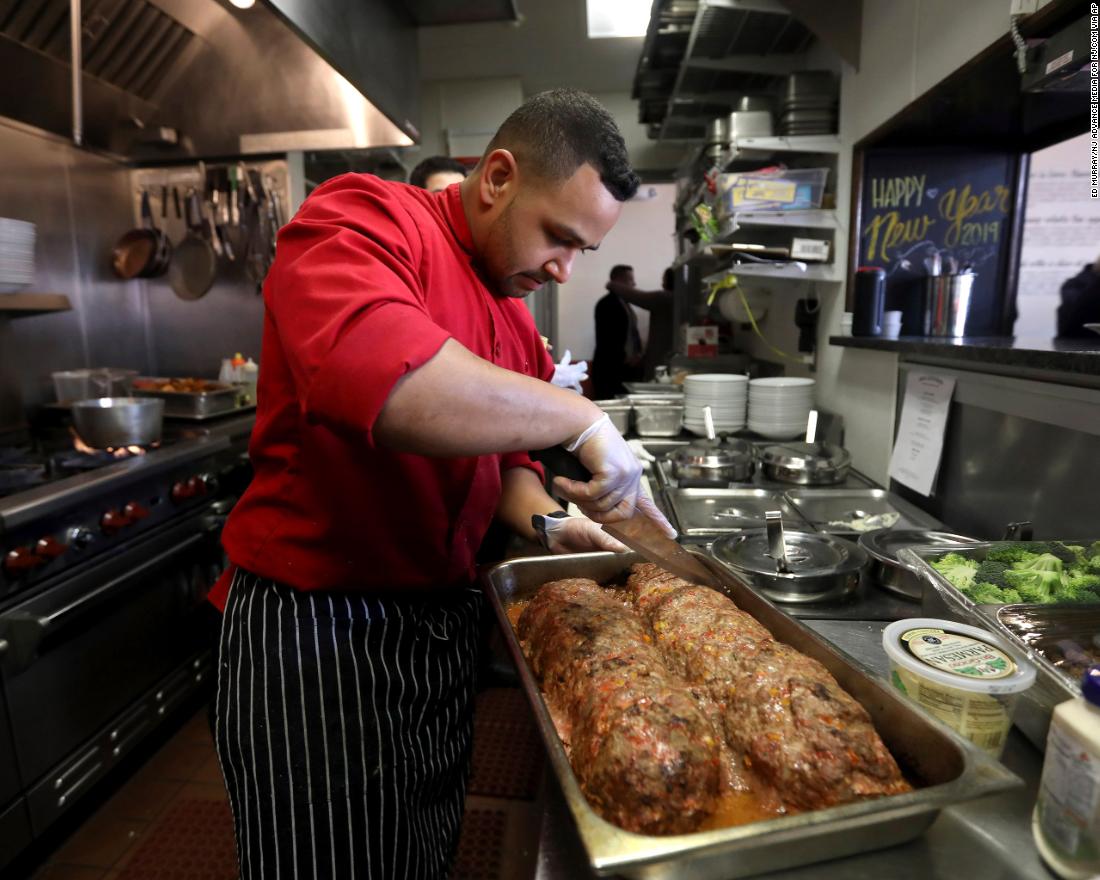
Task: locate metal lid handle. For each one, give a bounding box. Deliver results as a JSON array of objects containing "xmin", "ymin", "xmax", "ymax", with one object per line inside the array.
[{"xmin": 765, "ymin": 510, "xmax": 790, "ymax": 573}]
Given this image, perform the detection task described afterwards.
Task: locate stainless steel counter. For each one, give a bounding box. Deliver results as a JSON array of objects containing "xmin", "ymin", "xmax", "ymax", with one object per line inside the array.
[{"xmin": 532, "ymin": 618, "xmax": 1053, "ymax": 880}]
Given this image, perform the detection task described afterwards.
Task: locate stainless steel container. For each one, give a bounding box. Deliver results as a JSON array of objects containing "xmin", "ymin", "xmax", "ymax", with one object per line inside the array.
[
  {"xmin": 784, "ymin": 489, "xmax": 940, "ymax": 536},
  {"xmin": 481, "ymin": 551, "xmax": 1019, "ymax": 880},
  {"xmin": 593, "ymin": 399, "xmax": 632, "ymax": 434},
  {"xmin": 669, "ymin": 437, "xmax": 755, "ymax": 483},
  {"xmin": 132, "ymin": 377, "xmax": 240, "ymax": 418},
  {"xmin": 632, "ymin": 401, "xmax": 683, "ymax": 437},
  {"xmin": 70, "ymin": 397, "xmax": 164, "ymax": 448},
  {"xmin": 711, "ymin": 526, "xmax": 867, "ymax": 603},
  {"xmin": 859, "ymin": 529, "xmax": 980, "ymax": 600},
  {"xmin": 759, "ymin": 441, "xmax": 851, "ymax": 485},
  {"xmin": 926, "ymin": 272, "xmax": 977, "ymax": 337},
  {"xmin": 665, "ymin": 488, "xmax": 795, "ymax": 537}
]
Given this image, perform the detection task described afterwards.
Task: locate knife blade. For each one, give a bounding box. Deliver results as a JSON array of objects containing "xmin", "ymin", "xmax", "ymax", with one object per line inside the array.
[{"xmin": 530, "ymin": 445, "xmax": 714, "ymax": 585}]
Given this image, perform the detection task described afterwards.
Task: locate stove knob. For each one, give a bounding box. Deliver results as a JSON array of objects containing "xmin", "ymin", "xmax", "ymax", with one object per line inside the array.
[
  {"xmin": 101, "ymin": 509, "xmax": 132, "ymax": 535},
  {"xmin": 68, "ymin": 527, "xmax": 95, "ymax": 550},
  {"xmin": 123, "ymin": 502, "xmax": 150, "ymax": 521},
  {"xmin": 3, "ymin": 546, "xmax": 44, "ymax": 575},
  {"xmin": 35, "ymin": 536, "xmax": 67, "ymax": 559},
  {"xmin": 197, "ymin": 473, "xmax": 219, "ymax": 495},
  {"xmin": 186, "ymin": 476, "xmax": 207, "ymax": 497},
  {"xmin": 170, "ymin": 480, "xmax": 195, "ymax": 503}
]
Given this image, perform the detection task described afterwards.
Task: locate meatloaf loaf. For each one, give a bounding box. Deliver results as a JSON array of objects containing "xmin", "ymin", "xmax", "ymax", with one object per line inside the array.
[
  {"xmin": 517, "ymin": 577, "xmax": 722, "ymax": 834},
  {"xmin": 626, "ymin": 563, "xmax": 910, "ymax": 810}
]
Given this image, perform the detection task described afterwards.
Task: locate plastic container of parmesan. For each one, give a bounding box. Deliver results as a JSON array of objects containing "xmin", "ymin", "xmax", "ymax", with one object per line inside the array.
[{"xmin": 882, "ymin": 618, "xmax": 1036, "ymax": 759}]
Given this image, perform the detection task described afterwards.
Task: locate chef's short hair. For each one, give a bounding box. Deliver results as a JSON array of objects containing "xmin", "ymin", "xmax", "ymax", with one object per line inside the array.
[
  {"xmin": 610, "ymin": 265, "xmax": 634, "ymax": 281},
  {"xmin": 484, "ymin": 89, "xmax": 639, "ymax": 202}
]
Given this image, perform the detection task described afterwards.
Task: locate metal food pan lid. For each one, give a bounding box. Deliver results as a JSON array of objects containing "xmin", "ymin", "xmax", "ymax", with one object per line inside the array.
[
  {"xmin": 760, "ymin": 441, "xmax": 850, "ymax": 472},
  {"xmin": 712, "ymin": 529, "xmax": 867, "ymax": 577},
  {"xmin": 860, "ymin": 529, "xmax": 980, "ymax": 565}
]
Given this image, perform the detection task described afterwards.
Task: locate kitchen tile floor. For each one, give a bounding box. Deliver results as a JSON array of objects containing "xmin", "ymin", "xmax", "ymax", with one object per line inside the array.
[{"xmin": 28, "ymin": 686, "xmax": 544, "ymax": 880}]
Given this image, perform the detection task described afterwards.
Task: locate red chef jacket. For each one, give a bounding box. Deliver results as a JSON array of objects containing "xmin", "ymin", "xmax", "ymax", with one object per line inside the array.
[{"xmin": 209, "ymin": 175, "xmax": 555, "ymax": 609}]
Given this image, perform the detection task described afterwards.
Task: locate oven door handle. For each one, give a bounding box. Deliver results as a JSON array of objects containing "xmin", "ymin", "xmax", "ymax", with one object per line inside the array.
[{"xmin": 0, "ymin": 531, "xmax": 208, "ymax": 673}]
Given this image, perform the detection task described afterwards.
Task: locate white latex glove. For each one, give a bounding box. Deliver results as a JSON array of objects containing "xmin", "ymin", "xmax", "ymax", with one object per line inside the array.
[
  {"xmin": 533, "ymin": 512, "xmax": 628, "ymax": 554},
  {"xmin": 626, "ymin": 439, "xmax": 656, "ymax": 463},
  {"xmin": 550, "ymin": 349, "xmax": 588, "ymax": 393},
  {"xmin": 555, "ymin": 414, "xmax": 677, "ymax": 537}
]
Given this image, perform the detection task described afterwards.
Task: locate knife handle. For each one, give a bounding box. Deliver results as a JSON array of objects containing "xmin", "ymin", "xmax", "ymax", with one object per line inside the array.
[{"xmin": 529, "ymin": 446, "xmax": 592, "ymax": 482}]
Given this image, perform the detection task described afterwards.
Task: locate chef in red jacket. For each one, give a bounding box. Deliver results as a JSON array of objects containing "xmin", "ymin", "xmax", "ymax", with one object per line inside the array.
[{"xmin": 210, "ymin": 89, "xmax": 672, "ymax": 880}]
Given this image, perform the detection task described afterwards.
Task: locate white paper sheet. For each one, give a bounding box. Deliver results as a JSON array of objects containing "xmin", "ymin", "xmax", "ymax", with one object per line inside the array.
[{"xmin": 888, "ymin": 372, "xmax": 957, "ymax": 496}]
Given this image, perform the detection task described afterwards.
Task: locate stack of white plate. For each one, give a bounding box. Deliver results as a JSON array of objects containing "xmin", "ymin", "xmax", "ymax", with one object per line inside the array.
[
  {"xmin": 748, "ymin": 377, "xmax": 815, "ymax": 439},
  {"xmin": 0, "ymin": 218, "xmax": 36, "ymax": 292},
  {"xmin": 682, "ymin": 374, "xmax": 747, "ymax": 434}
]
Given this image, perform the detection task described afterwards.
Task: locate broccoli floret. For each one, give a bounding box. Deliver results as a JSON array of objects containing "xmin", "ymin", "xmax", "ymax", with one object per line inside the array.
[
  {"xmin": 986, "ymin": 542, "xmax": 1051, "ymax": 565},
  {"xmin": 974, "ymin": 560, "xmax": 1009, "ymax": 589},
  {"xmin": 968, "ymin": 582, "xmax": 1010, "ymax": 604},
  {"xmin": 1048, "ymin": 543, "xmax": 1086, "ymax": 566},
  {"xmin": 1073, "ymin": 589, "xmax": 1100, "ymax": 604},
  {"xmin": 1004, "ymin": 568, "xmax": 1062, "ymax": 603},
  {"xmin": 1057, "ymin": 571, "xmax": 1100, "ymax": 603},
  {"xmin": 1000, "ymin": 588, "xmax": 1023, "ymax": 604},
  {"xmin": 931, "ymin": 553, "xmax": 979, "ymax": 590},
  {"xmin": 1019, "ymin": 553, "xmax": 1064, "ymax": 574}
]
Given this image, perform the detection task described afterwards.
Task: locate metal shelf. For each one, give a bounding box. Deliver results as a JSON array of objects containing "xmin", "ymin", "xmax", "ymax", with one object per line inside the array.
[
  {"xmin": 703, "ymin": 262, "xmax": 842, "ymax": 282},
  {"xmin": 725, "ymin": 134, "xmax": 841, "ymax": 157},
  {"xmin": 726, "ymin": 209, "xmax": 841, "ymax": 230},
  {"xmin": 0, "ymin": 293, "xmax": 72, "ymax": 317}
]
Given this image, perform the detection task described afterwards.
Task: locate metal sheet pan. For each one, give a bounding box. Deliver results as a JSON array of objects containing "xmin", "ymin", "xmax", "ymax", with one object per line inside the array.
[
  {"xmin": 481, "ymin": 551, "xmax": 1019, "ymax": 879},
  {"xmin": 132, "ymin": 377, "xmax": 239, "ymax": 417},
  {"xmin": 784, "ymin": 489, "xmax": 940, "ymax": 535}
]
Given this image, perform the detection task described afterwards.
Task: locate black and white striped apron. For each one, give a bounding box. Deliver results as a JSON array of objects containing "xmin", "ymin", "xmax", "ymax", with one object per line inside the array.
[{"xmin": 213, "ymin": 569, "xmax": 483, "ymax": 880}]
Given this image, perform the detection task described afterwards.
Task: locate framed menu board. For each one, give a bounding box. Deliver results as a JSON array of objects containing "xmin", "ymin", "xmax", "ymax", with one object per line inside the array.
[{"xmin": 855, "ymin": 150, "xmax": 1022, "ymax": 336}]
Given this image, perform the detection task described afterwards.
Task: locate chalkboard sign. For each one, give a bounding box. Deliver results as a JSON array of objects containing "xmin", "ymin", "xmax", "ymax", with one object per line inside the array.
[{"xmin": 857, "ymin": 150, "xmax": 1017, "ymax": 336}]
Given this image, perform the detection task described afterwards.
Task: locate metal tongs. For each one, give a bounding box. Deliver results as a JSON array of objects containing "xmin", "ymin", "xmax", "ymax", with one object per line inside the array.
[{"xmin": 765, "ymin": 510, "xmax": 791, "ymax": 573}]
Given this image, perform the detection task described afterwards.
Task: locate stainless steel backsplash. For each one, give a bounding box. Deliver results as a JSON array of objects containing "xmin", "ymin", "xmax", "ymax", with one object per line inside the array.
[{"xmin": 0, "ymin": 117, "xmax": 265, "ymax": 431}]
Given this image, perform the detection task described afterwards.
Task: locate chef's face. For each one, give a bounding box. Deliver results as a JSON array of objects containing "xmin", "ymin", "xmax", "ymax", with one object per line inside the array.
[{"xmin": 479, "ymin": 158, "xmax": 622, "ymax": 298}]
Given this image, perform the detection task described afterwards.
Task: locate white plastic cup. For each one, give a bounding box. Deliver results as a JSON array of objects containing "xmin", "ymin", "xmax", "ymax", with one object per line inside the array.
[
  {"xmin": 840, "ymin": 311, "xmax": 853, "ymax": 336},
  {"xmin": 882, "ymin": 618, "xmax": 1035, "ymax": 759}
]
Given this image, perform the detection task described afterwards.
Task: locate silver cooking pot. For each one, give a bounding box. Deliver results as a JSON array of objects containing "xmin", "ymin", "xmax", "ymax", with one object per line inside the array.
[
  {"xmin": 859, "ymin": 528, "xmax": 980, "ymax": 600},
  {"xmin": 669, "ymin": 436, "xmax": 755, "ymax": 483},
  {"xmin": 71, "ymin": 397, "xmax": 164, "ymax": 448},
  {"xmin": 759, "ymin": 441, "xmax": 851, "ymax": 485}
]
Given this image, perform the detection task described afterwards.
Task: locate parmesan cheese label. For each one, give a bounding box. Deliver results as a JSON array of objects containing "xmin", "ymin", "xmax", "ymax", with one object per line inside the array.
[{"xmin": 900, "ymin": 627, "xmax": 1016, "ymax": 680}]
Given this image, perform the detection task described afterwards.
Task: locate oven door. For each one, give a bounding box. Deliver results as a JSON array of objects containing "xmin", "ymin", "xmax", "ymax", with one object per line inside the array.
[{"xmin": 0, "ymin": 505, "xmax": 224, "ymax": 789}]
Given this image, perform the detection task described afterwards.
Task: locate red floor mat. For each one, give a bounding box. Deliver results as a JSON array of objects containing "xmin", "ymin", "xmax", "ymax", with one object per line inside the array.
[
  {"xmin": 468, "ymin": 688, "xmax": 544, "ymax": 800},
  {"xmin": 116, "ymin": 799, "xmax": 237, "ymax": 880}
]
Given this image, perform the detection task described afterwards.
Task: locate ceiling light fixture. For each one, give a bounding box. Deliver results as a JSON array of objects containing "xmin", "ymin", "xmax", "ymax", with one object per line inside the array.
[
  {"xmin": 229, "ymin": 0, "xmax": 256, "ymax": 9},
  {"xmin": 586, "ymin": 0, "xmax": 649, "ymax": 39}
]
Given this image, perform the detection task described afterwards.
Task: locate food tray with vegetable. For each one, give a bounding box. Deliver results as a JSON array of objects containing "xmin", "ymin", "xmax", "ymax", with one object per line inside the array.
[{"xmin": 899, "ymin": 541, "xmax": 1100, "ymax": 750}]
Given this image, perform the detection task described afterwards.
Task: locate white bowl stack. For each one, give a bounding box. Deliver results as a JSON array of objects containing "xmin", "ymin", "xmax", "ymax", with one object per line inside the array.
[
  {"xmin": 748, "ymin": 377, "xmax": 816, "ymax": 439},
  {"xmin": 682, "ymin": 374, "xmax": 747, "ymax": 435},
  {"xmin": 0, "ymin": 219, "xmax": 36, "ymax": 292}
]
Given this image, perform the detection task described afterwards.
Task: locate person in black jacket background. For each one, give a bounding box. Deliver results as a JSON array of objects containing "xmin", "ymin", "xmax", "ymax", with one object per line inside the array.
[
  {"xmin": 1056, "ymin": 254, "xmax": 1100, "ymax": 338},
  {"xmin": 592, "ymin": 264, "xmax": 643, "ymax": 398}
]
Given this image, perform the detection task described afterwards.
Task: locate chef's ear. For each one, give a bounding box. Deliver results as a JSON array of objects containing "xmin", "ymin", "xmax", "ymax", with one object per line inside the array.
[{"xmin": 479, "ymin": 149, "xmax": 518, "ymax": 204}]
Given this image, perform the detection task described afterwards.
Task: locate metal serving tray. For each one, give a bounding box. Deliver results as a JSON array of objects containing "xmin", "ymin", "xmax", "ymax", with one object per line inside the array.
[
  {"xmin": 665, "ymin": 488, "xmax": 798, "ymax": 536},
  {"xmin": 899, "ymin": 542, "xmax": 1094, "ymax": 750},
  {"xmin": 784, "ymin": 489, "xmax": 939, "ymax": 535},
  {"xmin": 654, "ymin": 458, "xmax": 877, "ymax": 492},
  {"xmin": 482, "ymin": 551, "xmax": 1019, "ymax": 880},
  {"xmin": 132, "ymin": 377, "xmax": 239, "ymax": 418}
]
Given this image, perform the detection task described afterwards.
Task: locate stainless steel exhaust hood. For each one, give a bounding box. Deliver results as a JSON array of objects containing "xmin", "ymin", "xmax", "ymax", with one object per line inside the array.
[{"xmin": 0, "ymin": 0, "xmax": 418, "ymax": 157}]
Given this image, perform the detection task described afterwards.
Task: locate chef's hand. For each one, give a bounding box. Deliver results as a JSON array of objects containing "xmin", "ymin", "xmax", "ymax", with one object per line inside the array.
[
  {"xmin": 555, "ymin": 414, "xmax": 676, "ymax": 536},
  {"xmin": 534, "ymin": 512, "xmax": 628, "ymax": 554},
  {"xmin": 550, "ymin": 350, "xmax": 588, "ymax": 393}
]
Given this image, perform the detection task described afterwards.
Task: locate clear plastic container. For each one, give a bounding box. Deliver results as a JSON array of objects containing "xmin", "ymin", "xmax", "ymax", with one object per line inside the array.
[
  {"xmin": 717, "ymin": 168, "xmax": 828, "ymax": 213},
  {"xmin": 882, "ymin": 617, "xmax": 1036, "ymax": 758},
  {"xmin": 52, "ymin": 368, "xmax": 136, "ymax": 402}
]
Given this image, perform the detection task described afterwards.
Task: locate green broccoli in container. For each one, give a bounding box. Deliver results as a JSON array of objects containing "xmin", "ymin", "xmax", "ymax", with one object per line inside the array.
[{"xmin": 930, "ymin": 552, "xmax": 979, "ymax": 590}]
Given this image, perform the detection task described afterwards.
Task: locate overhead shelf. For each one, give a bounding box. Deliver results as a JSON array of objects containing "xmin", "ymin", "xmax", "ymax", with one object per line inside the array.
[
  {"xmin": 727, "ymin": 209, "xmax": 841, "ymax": 230},
  {"xmin": 725, "ymin": 134, "xmax": 841, "ymax": 158},
  {"xmin": 703, "ymin": 262, "xmax": 842, "ymax": 283},
  {"xmin": 633, "ymin": 0, "xmax": 816, "ymax": 143},
  {"xmin": 0, "ymin": 293, "xmax": 72, "ymax": 317}
]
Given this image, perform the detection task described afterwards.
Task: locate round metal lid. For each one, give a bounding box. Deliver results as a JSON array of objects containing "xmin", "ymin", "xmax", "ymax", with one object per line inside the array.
[
  {"xmin": 673, "ymin": 436, "xmax": 755, "ymax": 468},
  {"xmin": 859, "ymin": 528, "xmax": 979, "ymax": 566},
  {"xmin": 759, "ymin": 441, "xmax": 851, "ymax": 475},
  {"xmin": 711, "ymin": 529, "xmax": 867, "ymax": 577}
]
